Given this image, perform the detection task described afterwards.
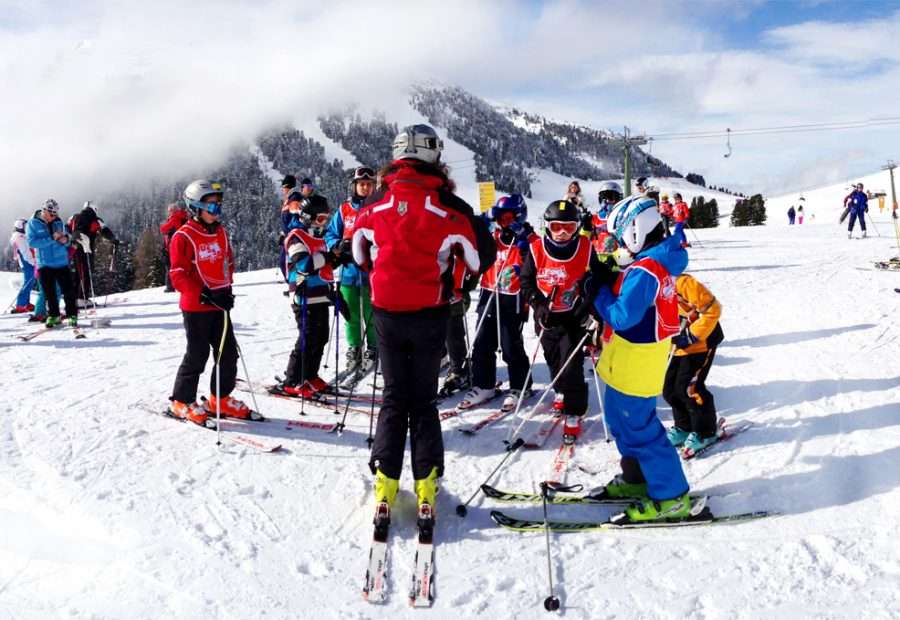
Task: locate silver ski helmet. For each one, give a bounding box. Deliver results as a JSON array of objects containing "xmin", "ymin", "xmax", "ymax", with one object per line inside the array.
[
  {"xmin": 13, "ymin": 218, "xmax": 27, "ymax": 233},
  {"xmin": 184, "ymin": 179, "xmax": 224, "ymax": 215},
  {"xmin": 597, "ymin": 180, "xmax": 623, "ymax": 203},
  {"xmin": 392, "ymin": 124, "xmax": 443, "ymax": 164},
  {"xmin": 43, "ymin": 198, "xmax": 59, "ymax": 215}
]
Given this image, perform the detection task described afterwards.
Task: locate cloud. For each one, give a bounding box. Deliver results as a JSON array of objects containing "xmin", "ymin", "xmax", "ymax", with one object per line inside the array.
[{"xmin": 0, "ymin": 0, "xmax": 508, "ymax": 219}]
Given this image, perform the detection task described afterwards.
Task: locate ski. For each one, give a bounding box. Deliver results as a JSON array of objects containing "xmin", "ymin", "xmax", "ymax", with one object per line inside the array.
[
  {"xmin": 523, "ymin": 411, "xmax": 563, "ymax": 448},
  {"xmin": 545, "ymin": 443, "xmax": 575, "ymax": 485},
  {"xmin": 16, "ymin": 325, "xmax": 54, "ymax": 341},
  {"xmin": 234, "ymin": 381, "xmax": 375, "ymax": 418},
  {"xmin": 458, "ymin": 393, "xmax": 544, "ymax": 436},
  {"xmin": 409, "ymin": 503, "xmax": 435, "ymax": 607},
  {"xmin": 285, "ymin": 419, "xmax": 340, "ymax": 432},
  {"xmin": 141, "ymin": 404, "xmax": 282, "ymax": 452},
  {"xmin": 481, "ymin": 483, "xmax": 709, "ymax": 506},
  {"xmin": 362, "ymin": 503, "xmax": 390, "ymax": 603},
  {"xmin": 681, "ymin": 418, "xmax": 753, "ymax": 460},
  {"xmin": 490, "ymin": 505, "xmax": 776, "ymax": 532}
]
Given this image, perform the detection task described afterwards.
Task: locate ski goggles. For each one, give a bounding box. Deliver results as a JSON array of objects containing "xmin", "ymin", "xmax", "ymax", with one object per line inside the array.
[
  {"xmin": 302, "ymin": 212, "xmax": 330, "ymax": 228},
  {"xmin": 189, "ymin": 198, "xmax": 223, "ymax": 216},
  {"xmin": 353, "ymin": 166, "xmax": 376, "ymax": 181},
  {"xmin": 547, "ymin": 221, "xmax": 578, "ymax": 235}
]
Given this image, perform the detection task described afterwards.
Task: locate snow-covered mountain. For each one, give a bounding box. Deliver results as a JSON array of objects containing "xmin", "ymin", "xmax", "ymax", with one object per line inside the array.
[{"xmin": 3, "ymin": 214, "xmax": 900, "ymax": 617}]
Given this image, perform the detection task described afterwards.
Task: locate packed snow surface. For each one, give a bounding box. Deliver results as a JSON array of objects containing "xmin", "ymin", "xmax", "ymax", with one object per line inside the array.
[{"xmin": 2, "ymin": 214, "xmax": 900, "ymax": 619}]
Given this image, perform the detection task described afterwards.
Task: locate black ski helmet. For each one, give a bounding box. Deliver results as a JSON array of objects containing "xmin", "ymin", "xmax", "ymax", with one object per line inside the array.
[
  {"xmin": 543, "ymin": 199, "xmax": 580, "ymax": 223},
  {"xmin": 299, "ymin": 194, "xmax": 330, "ymax": 233}
]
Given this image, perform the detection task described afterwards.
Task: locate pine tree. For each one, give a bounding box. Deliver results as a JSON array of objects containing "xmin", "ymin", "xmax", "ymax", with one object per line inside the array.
[{"xmin": 133, "ymin": 229, "xmax": 166, "ymax": 289}]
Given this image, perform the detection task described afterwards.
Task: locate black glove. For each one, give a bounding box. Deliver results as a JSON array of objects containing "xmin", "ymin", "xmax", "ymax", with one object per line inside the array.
[
  {"xmin": 514, "ymin": 223, "xmax": 535, "ymax": 252},
  {"xmin": 580, "ymin": 211, "xmax": 594, "ymax": 233},
  {"xmin": 595, "ymin": 255, "xmax": 619, "ymax": 287},
  {"xmin": 462, "ymin": 272, "xmax": 478, "ymax": 293},
  {"xmin": 579, "ymin": 274, "xmax": 602, "ymax": 304},
  {"xmin": 200, "ymin": 286, "xmax": 235, "ymax": 311},
  {"xmin": 337, "ymin": 239, "xmax": 354, "ymax": 266},
  {"xmin": 672, "ymin": 325, "xmax": 697, "ymax": 350},
  {"xmin": 531, "ymin": 296, "xmax": 550, "ymax": 327}
]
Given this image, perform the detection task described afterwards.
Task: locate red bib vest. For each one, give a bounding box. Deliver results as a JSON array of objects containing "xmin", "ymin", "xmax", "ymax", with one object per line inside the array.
[
  {"xmin": 529, "ymin": 236, "xmax": 591, "ymax": 312},
  {"xmin": 601, "ymin": 256, "xmax": 680, "ymax": 343},
  {"xmin": 338, "ymin": 201, "xmax": 359, "ymax": 241},
  {"xmin": 284, "ymin": 227, "xmax": 334, "ymax": 283},
  {"xmin": 480, "ymin": 229, "xmax": 524, "ymax": 295}
]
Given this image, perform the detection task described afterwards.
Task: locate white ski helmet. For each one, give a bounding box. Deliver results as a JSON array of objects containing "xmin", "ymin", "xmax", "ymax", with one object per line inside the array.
[
  {"xmin": 184, "ymin": 179, "xmax": 224, "ymax": 213},
  {"xmin": 597, "ymin": 180, "xmax": 623, "ymax": 195},
  {"xmin": 607, "ymin": 195, "xmax": 662, "ymax": 255},
  {"xmin": 13, "ymin": 218, "xmax": 27, "ymax": 232},
  {"xmin": 392, "ymin": 124, "xmax": 443, "ymax": 164}
]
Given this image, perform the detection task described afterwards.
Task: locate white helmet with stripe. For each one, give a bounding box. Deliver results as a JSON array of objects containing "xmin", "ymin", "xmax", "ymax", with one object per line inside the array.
[{"xmin": 607, "ymin": 195, "xmax": 662, "ymax": 255}]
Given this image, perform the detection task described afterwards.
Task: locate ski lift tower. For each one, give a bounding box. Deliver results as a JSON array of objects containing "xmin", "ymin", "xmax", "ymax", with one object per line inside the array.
[{"xmin": 608, "ymin": 127, "xmax": 648, "ymax": 197}]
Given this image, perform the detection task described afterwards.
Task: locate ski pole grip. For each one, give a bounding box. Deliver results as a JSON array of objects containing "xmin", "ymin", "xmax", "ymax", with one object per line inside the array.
[{"xmin": 508, "ymin": 437, "xmax": 525, "ymax": 452}]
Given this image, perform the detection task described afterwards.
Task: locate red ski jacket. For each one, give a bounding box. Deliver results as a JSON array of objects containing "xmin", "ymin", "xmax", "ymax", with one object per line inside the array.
[
  {"xmin": 160, "ymin": 209, "xmax": 189, "ymax": 250},
  {"xmin": 352, "ymin": 161, "xmax": 493, "ymax": 313},
  {"xmin": 169, "ymin": 218, "xmax": 234, "ymax": 312}
]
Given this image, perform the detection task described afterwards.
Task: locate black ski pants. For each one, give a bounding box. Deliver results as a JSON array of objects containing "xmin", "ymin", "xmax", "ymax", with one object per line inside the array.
[
  {"xmin": 663, "ymin": 348, "xmax": 719, "ymax": 438},
  {"xmin": 38, "ymin": 266, "xmax": 77, "ymax": 319},
  {"xmin": 370, "ymin": 307, "xmax": 447, "ymax": 481},
  {"xmin": 539, "ymin": 316, "xmax": 588, "ymax": 417},
  {"xmin": 472, "ymin": 290, "xmax": 530, "ymax": 391},
  {"xmin": 172, "ymin": 310, "xmax": 238, "ymax": 403},
  {"xmin": 847, "ymin": 210, "xmax": 867, "ymax": 232},
  {"xmin": 443, "ymin": 299, "xmax": 468, "ymax": 375},
  {"xmin": 285, "ymin": 301, "xmax": 331, "ymax": 385},
  {"xmin": 72, "ymin": 248, "xmax": 93, "ymax": 301}
]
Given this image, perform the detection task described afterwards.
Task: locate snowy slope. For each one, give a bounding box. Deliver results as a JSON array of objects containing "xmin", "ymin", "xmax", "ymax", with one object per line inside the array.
[
  {"xmin": 3, "ymin": 215, "xmax": 900, "ymax": 619},
  {"xmin": 768, "ymin": 168, "xmax": 897, "ymax": 227}
]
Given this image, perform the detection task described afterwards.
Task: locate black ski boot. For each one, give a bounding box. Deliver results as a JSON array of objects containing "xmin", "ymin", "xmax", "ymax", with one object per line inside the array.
[{"xmin": 439, "ymin": 369, "xmax": 470, "ymax": 398}]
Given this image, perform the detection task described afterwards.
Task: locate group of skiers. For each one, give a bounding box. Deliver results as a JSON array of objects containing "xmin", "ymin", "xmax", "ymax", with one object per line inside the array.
[
  {"xmin": 149, "ymin": 122, "xmax": 725, "ymax": 529},
  {"xmin": 8, "ymin": 200, "xmax": 119, "ymax": 326}
]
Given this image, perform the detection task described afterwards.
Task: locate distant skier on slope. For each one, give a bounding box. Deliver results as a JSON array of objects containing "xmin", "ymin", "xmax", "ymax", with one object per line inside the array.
[
  {"xmin": 658, "ymin": 193, "xmax": 674, "ymax": 236},
  {"xmin": 846, "ymin": 182, "xmax": 868, "ymax": 239},
  {"xmin": 167, "ymin": 180, "xmax": 254, "ymax": 426},
  {"xmin": 663, "ymin": 273, "xmax": 724, "ymax": 456},
  {"xmin": 787, "ymin": 205, "xmax": 796, "ymax": 225},
  {"xmin": 592, "ymin": 181, "xmax": 623, "ymax": 256},
  {"xmin": 352, "ymin": 124, "xmax": 494, "ymax": 529},
  {"xmin": 584, "ymin": 194, "xmax": 693, "ymax": 522},
  {"xmin": 159, "ymin": 201, "xmax": 189, "ymax": 292},
  {"xmin": 672, "ymin": 193, "xmax": 690, "ymax": 247},
  {"xmin": 9, "ymin": 218, "xmax": 36, "ymax": 313},
  {"xmin": 26, "ymin": 199, "xmax": 78, "ymax": 328},
  {"xmin": 67, "ymin": 201, "xmax": 119, "ymax": 305}
]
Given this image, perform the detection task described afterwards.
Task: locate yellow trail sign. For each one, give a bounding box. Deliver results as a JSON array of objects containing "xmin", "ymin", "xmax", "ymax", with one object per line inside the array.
[{"xmin": 478, "ymin": 182, "xmax": 496, "ymax": 213}]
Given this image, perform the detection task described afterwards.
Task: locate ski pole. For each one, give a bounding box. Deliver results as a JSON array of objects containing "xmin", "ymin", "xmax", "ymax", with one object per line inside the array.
[
  {"xmin": 502, "ymin": 322, "xmax": 545, "ymax": 444},
  {"xmin": 366, "ymin": 350, "xmax": 379, "ymax": 447},
  {"xmin": 214, "ymin": 309, "xmax": 229, "ymax": 447},
  {"xmin": 462, "ymin": 305, "xmax": 473, "ymax": 390},
  {"xmin": 540, "ymin": 482, "xmax": 561, "ymax": 612},
  {"xmin": 335, "ymin": 303, "xmax": 372, "ymax": 435},
  {"xmin": 300, "ymin": 295, "xmax": 308, "ymax": 416},
  {"xmin": 234, "ymin": 336, "xmax": 262, "ymax": 423},
  {"xmin": 867, "ymin": 213, "xmax": 882, "ymax": 237},
  {"xmin": 588, "ymin": 348, "xmax": 610, "ymax": 443},
  {"xmin": 506, "ymin": 330, "xmax": 591, "ymax": 445},
  {"xmin": 683, "ymin": 219, "xmax": 703, "ymax": 247},
  {"xmin": 455, "ymin": 436, "xmax": 525, "ymax": 518}
]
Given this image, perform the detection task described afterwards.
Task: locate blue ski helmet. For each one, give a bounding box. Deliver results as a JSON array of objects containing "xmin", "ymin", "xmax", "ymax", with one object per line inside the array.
[{"xmin": 490, "ymin": 193, "xmax": 527, "ymax": 226}]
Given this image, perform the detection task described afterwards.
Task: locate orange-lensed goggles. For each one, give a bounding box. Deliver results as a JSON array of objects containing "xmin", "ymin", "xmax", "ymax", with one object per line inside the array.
[{"xmin": 547, "ymin": 221, "xmax": 578, "ymax": 235}]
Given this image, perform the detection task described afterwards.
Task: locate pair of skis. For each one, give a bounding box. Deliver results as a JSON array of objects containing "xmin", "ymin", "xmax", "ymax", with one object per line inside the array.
[
  {"xmin": 483, "ymin": 484, "xmax": 774, "ymax": 531},
  {"xmin": 17, "ymin": 324, "xmax": 86, "ymax": 341},
  {"xmin": 363, "ymin": 505, "xmax": 435, "ymax": 607},
  {"xmin": 140, "ymin": 403, "xmax": 282, "ymax": 452}
]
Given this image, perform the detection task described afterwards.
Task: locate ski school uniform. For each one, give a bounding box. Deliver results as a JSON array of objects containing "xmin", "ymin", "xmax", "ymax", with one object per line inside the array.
[
  {"xmin": 283, "ymin": 226, "xmax": 334, "ymax": 389},
  {"xmin": 324, "ymin": 197, "xmax": 376, "ymax": 351},
  {"xmin": 521, "ymin": 233, "xmax": 600, "ymax": 418},
  {"xmin": 168, "ymin": 218, "xmax": 238, "ymax": 404},
  {"xmin": 471, "ymin": 225, "xmax": 536, "ymax": 392},
  {"xmin": 663, "ymin": 274, "xmax": 723, "ymax": 439},
  {"xmin": 10, "ymin": 229, "xmax": 36, "ymax": 307},
  {"xmin": 593, "ymin": 234, "xmax": 689, "ymax": 501}
]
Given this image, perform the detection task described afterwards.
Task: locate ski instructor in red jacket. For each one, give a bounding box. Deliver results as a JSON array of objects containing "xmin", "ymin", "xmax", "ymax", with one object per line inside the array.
[{"xmin": 353, "ymin": 124, "xmax": 495, "ymax": 532}]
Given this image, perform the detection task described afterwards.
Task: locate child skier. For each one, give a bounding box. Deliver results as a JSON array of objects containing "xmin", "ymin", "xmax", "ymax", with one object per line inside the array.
[
  {"xmin": 26, "ymin": 199, "xmax": 78, "ymax": 327},
  {"xmin": 658, "ymin": 193, "xmax": 674, "ymax": 236},
  {"xmin": 672, "ymin": 193, "xmax": 690, "ymax": 247},
  {"xmin": 325, "ymin": 167, "xmax": 378, "ymax": 386},
  {"xmin": 168, "ymin": 180, "xmax": 256, "ymax": 427},
  {"xmin": 663, "ymin": 273, "xmax": 723, "ymax": 456},
  {"xmin": 521, "ymin": 200, "xmax": 603, "ymax": 444},
  {"xmin": 10, "ymin": 219, "xmax": 36, "ymax": 313},
  {"xmin": 458, "ymin": 194, "xmax": 537, "ymax": 412},
  {"xmin": 587, "ymin": 194, "xmax": 692, "ymax": 522},
  {"xmin": 276, "ymin": 194, "xmax": 334, "ymax": 398},
  {"xmin": 592, "ymin": 181, "xmax": 623, "ymax": 256}
]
